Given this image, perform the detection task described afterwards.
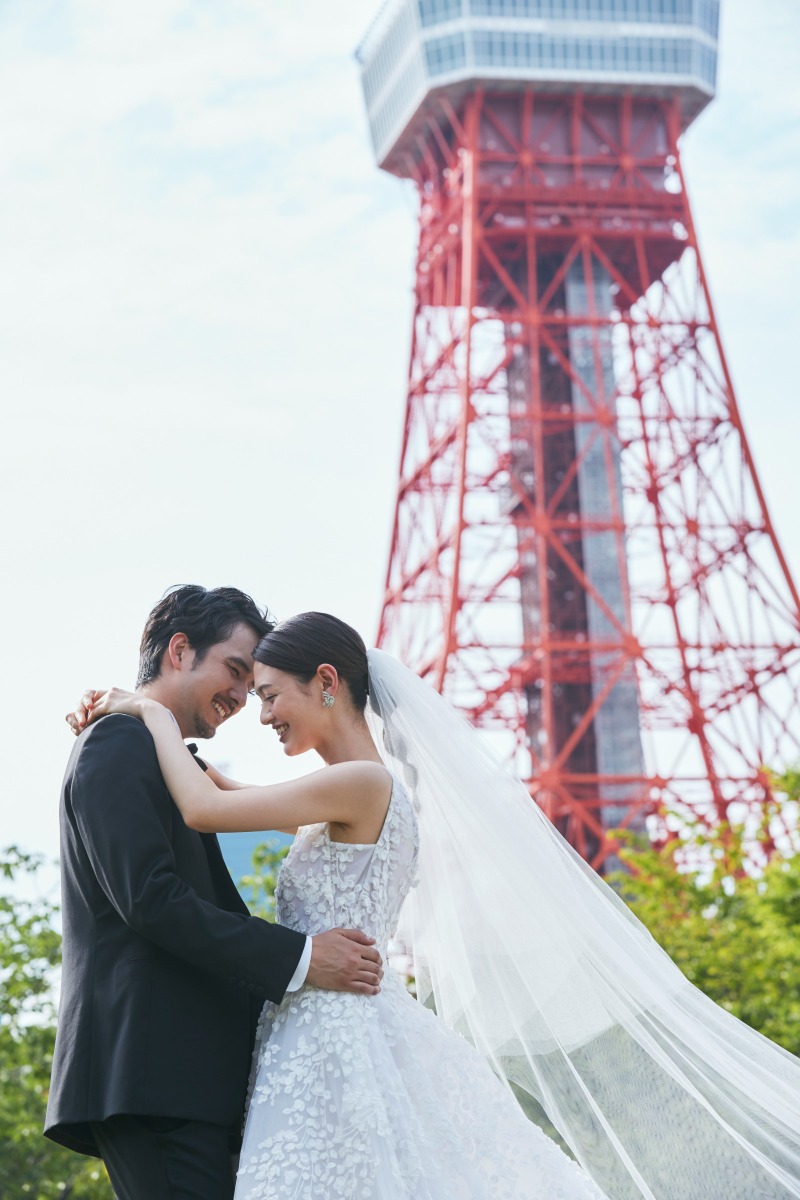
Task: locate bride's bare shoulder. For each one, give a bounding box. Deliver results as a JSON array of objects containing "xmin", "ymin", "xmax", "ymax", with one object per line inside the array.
[{"xmin": 320, "ymin": 760, "xmax": 392, "ymax": 802}]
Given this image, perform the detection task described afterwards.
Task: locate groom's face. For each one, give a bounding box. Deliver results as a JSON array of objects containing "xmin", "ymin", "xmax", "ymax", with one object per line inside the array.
[{"xmin": 174, "ymin": 621, "xmax": 259, "ymax": 739}]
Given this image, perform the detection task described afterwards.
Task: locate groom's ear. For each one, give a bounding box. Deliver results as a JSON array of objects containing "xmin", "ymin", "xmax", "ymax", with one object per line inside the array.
[{"xmin": 166, "ymin": 632, "xmax": 193, "ymax": 673}]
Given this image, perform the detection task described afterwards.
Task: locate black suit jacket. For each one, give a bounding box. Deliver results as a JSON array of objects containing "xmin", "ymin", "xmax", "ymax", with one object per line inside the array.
[{"xmin": 44, "ymin": 714, "xmax": 306, "ymax": 1157}]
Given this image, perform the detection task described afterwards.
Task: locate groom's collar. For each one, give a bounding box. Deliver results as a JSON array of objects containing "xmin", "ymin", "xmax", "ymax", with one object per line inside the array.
[{"xmin": 186, "ymin": 743, "xmax": 209, "ymax": 773}]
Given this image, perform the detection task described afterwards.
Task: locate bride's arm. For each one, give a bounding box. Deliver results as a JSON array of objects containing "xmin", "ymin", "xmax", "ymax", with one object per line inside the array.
[
  {"xmin": 202, "ymin": 762, "xmax": 254, "ymax": 792},
  {"xmin": 87, "ymin": 690, "xmax": 391, "ymax": 834},
  {"xmin": 66, "ymin": 691, "xmax": 253, "ymax": 792}
]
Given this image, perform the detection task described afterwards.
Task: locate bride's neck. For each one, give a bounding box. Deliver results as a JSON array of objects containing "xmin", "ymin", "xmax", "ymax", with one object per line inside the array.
[{"xmin": 317, "ymin": 718, "xmax": 383, "ymax": 768}]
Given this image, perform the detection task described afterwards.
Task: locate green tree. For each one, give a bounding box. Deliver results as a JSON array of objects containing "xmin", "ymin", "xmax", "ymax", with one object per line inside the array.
[
  {"xmin": 238, "ymin": 839, "xmax": 290, "ymax": 920},
  {"xmin": 0, "ymin": 847, "xmax": 112, "ymax": 1199},
  {"xmin": 608, "ymin": 783, "xmax": 800, "ymax": 1056}
]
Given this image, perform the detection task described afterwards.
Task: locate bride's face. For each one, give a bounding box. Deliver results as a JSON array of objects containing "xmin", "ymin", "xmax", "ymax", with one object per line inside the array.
[{"xmin": 253, "ymin": 662, "xmax": 323, "ymax": 757}]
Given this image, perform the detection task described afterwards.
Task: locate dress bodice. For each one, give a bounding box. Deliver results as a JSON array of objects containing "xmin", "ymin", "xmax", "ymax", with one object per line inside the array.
[{"xmin": 275, "ymin": 776, "xmax": 419, "ymax": 952}]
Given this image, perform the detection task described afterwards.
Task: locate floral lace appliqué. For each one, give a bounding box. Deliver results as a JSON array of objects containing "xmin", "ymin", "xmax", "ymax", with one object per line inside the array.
[{"xmin": 236, "ymin": 779, "xmax": 607, "ymax": 1200}]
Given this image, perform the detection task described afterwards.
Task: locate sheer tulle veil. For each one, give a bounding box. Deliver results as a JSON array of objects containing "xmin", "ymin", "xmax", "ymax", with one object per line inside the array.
[{"xmin": 365, "ymin": 647, "xmax": 800, "ymax": 1199}]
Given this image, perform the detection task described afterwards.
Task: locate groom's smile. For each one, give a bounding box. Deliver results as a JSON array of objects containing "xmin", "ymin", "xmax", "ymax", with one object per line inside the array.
[
  {"xmin": 211, "ymin": 696, "xmax": 234, "ymax": 723},
  {"xmin": 162, "ymin": 621, "xmax": 262, "ymax": 740}
]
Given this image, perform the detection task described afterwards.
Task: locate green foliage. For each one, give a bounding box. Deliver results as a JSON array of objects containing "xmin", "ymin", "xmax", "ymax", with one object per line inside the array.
[
  {"xmin": 0, "ymin": 847, "xmax": 112, "ymax": 1199},
  {"xmin": 238, "ymin": 839, "xmax": 290, "ymax": 920},
  {"xmin": 608, "ymin": 785, "xmax": 800, "ymax": 1057},
  {"xmin": 1, "ymin": 848, "xmax": 61, "ymax": 1034}
]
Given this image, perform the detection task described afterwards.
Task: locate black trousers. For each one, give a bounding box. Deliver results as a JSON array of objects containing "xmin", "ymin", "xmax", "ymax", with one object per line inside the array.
[{"xmin": 89, "ymin": 1115, "xmax": 237, "ymax": 1200}]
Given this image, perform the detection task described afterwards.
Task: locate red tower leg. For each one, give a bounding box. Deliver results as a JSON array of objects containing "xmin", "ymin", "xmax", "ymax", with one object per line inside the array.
[{"xmin": 377, "ymin": 90, "xmax": 800, "ymax": 871}]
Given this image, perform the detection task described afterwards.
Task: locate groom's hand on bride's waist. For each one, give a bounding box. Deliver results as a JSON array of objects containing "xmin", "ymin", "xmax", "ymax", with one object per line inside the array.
[{"xmin": 306, "ymin": 929, "xmax": 383, "ymax": 995}]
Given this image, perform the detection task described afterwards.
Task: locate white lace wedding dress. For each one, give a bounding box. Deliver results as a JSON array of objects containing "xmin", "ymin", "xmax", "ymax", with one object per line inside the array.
[{"xmin": 235, "ymin": 777, "xmax": 608, "ymax": 1200}]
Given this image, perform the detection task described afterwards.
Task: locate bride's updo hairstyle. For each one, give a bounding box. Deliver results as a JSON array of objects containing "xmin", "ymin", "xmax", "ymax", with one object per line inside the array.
[{"xmin": 253, "ymin": 612, "xmax": 370, "ymax": 713}]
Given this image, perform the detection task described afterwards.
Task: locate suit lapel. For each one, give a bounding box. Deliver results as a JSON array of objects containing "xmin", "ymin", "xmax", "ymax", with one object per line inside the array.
[
  {"xmin": 185, "ymin": 744, "xmax": 251, "ymax": 916},
  {"xmin": 200, "ymin": 832, "xmax": 251, "ymax": 915}
]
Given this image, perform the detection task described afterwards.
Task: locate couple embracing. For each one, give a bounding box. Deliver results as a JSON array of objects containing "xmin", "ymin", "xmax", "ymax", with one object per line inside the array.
[{"xmin": 45, "ymin": 585, "xmax": 800, "ymax": 1199}]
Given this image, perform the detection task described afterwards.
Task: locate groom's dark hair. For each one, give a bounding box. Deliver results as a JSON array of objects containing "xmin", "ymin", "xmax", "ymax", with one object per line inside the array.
[{"xmin": 137, "ymin": 585, "xmax": 274, "ymax": 687}]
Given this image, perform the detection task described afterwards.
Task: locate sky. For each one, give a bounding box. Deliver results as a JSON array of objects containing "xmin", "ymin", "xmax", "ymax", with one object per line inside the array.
[{"xmin": 1, "ymin": 0, "xmax": 798, "ymax": 897}]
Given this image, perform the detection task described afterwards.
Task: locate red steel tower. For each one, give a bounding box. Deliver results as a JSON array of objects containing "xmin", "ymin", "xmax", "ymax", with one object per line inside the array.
[{"xmin": 357, "ymin": 1, "xmax": 800, "ymax": 870}]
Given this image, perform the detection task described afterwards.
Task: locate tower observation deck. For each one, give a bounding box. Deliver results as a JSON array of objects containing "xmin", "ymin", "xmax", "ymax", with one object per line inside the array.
[
  {"xmin": 360, "ymin": 1, "xmax": 719, "ymax": 174},
  {"xmin": 359, "ymin": 3, "xmax": 800, "ymax": 870}
]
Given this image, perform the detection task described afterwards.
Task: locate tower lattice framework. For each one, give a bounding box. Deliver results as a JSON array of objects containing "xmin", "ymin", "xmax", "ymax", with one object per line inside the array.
[{"xmin": 375, "ymin": 87, "xmax": 800, "ymax": 870}]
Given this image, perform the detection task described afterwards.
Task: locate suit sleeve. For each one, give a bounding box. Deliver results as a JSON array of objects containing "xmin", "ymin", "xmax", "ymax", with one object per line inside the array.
[{"xmin": 70, "ymin": 714, "xmax": 306, "ymax": 1004}]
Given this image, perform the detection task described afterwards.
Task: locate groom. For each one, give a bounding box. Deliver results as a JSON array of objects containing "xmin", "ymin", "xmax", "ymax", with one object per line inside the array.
[{"xmin": 44, "ymin": 584, "xmax": 382, "ymax": 1199}]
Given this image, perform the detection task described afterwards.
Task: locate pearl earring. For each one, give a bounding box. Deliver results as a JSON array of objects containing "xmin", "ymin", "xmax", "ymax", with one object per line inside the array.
[{"xmin": 322, "ymin": 689, "xmax": 335, "ymax": 709}]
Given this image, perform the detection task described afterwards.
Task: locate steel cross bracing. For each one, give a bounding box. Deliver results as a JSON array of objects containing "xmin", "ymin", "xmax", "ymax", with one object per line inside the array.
[{"xmin": 377, "ymin": 90, "xmax": 800, "ymax": 870}]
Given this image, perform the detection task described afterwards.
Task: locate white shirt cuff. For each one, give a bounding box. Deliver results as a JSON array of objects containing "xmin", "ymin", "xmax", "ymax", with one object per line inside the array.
[{"xmin": 285, "ymin": 935, "xmax": 312, "ymax": 993}]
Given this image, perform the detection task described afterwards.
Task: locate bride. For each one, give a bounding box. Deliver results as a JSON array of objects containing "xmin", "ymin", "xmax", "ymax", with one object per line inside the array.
[{"xmin": 78, "ymin": 612, "xmax": 800, "ymax": 1199}]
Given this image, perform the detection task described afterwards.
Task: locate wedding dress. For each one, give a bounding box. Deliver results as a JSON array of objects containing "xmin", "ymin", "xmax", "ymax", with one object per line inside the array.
[
  {"xmin": 235, "ymin": 774, "xmax": 609, "ymax": 1200},
  {"xmin": 237, "ymin": 650, "xmax": 800, "ymax": 1198}
]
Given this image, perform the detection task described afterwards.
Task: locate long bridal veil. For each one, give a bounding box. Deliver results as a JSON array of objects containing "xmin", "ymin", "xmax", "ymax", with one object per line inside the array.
[{"xmin": 366, "ymin": 648, "xmax": 800, "ymax": 1200}]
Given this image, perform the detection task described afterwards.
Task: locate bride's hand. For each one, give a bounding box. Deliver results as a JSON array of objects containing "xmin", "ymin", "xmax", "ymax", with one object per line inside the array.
[
  {"xmin": 66, "ymin": 689, "xmax": 105, "ymax": 735},
  {"xmin": 65, "ymin": 687, "xmax": 144, "ymax": 734}
]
